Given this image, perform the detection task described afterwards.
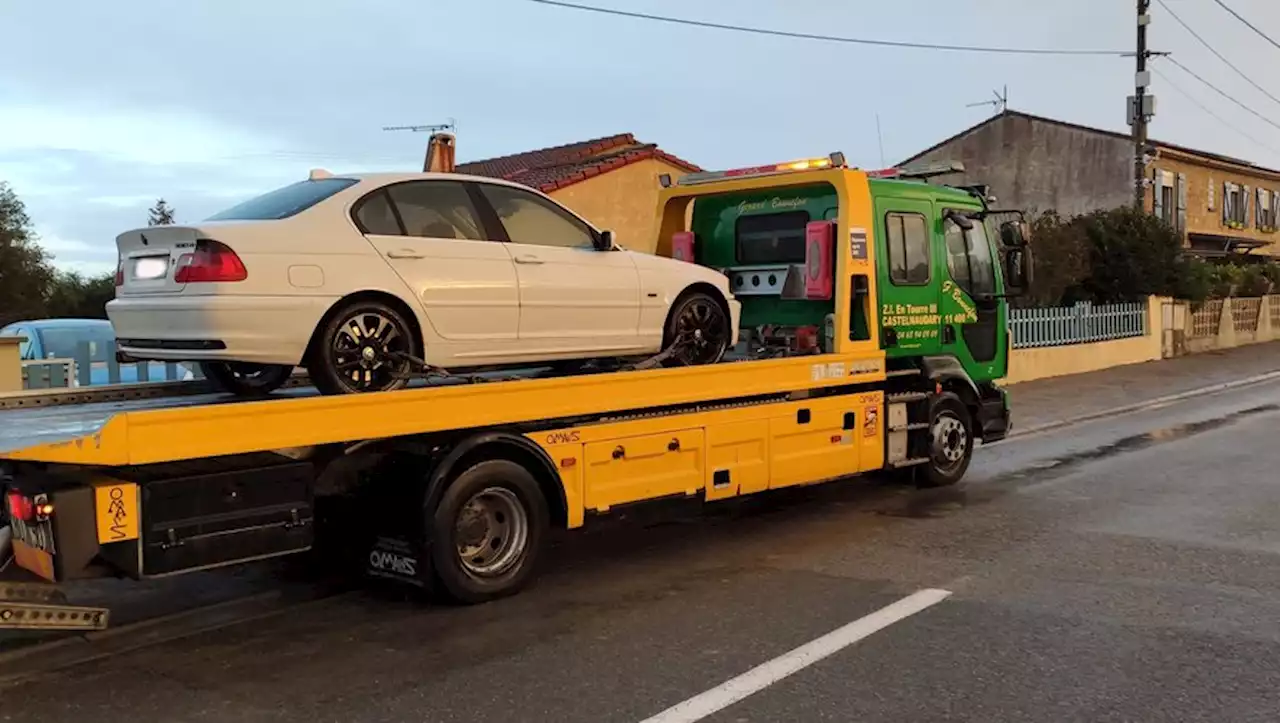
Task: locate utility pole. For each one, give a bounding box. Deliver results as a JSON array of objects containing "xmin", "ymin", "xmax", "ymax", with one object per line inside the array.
[{"xmin": 1131, "ymin": 0, "xmax": 1153, "ymax": 210}]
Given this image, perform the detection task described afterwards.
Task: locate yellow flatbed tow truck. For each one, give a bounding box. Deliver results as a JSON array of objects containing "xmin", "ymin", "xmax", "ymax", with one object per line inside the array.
[{"xmin": 0, "ymin": 154, "xmax": 1031, "ymax": 629}]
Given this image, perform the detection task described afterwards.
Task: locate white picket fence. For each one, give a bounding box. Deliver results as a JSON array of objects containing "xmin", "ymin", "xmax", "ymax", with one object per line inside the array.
[{"xmin": 1008, "ymin": 301, "xmax": 1148, "ymax": 349}]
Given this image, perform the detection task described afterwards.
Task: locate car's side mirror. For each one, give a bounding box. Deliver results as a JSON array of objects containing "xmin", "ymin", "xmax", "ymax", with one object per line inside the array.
[{"xmin": 594, "ymin": 230, "xmax": 616, "ymax": 251}]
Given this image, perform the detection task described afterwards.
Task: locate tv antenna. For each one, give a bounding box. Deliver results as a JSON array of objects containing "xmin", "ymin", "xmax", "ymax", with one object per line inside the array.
[
  {"xmin": 965, "ymin": 86, "xmax": 1008, "ymax": 115},
  {"xmin": 383, "ymin": 118, "xmax": 456, "ymax": 134}
]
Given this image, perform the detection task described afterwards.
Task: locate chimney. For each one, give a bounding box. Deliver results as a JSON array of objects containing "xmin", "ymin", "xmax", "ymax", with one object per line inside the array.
[{"xmin": 423, "ymin": 132, "xmax": 456, "ymax": 172}]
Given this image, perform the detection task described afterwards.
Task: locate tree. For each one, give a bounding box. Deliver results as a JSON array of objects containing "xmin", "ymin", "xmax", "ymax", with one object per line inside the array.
[
  {"xmin": 148, "ymin": 198, "xmax": 176, "ymax": 226},
  {"xmin": 0, "ymin": 182, "xmax": 55, "ymax": 326},
  {"xmin": 44, "ymin": 270, "xmax": 115, "ymax": 319}
]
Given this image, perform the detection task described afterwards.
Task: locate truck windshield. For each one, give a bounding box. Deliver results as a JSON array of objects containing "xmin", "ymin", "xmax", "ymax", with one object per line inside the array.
[{"xmin": 207, "ymin": 178, "xmax": 359, "ymax": 221}]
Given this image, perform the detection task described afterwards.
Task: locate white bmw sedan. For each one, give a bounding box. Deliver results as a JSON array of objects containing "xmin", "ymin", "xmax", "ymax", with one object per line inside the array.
[{"xmin": 106, "ymin": 171, "xmax": 740, "ymax": 396}]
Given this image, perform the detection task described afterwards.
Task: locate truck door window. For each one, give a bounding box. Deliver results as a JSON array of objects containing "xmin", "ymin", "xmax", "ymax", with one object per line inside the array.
[
  {"xmin": 735, "ymin": 212, "xmax": 808, "ymax": 264},
  {"xmin": 885, "ymin": 212, "xmax": 930, "ymax": 285},
  {"xmin": 943, "ymin": 216, "xmax": 996, "ymax": 297}
]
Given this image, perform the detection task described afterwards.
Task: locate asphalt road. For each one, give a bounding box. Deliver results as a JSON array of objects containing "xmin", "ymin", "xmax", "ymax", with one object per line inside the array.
[{"xmin": 5, "ymin": 378, "xmax": 1280, "ymax": 722}]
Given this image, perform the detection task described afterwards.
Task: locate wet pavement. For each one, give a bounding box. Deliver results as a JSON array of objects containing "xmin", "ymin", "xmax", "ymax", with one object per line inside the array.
[{"xmin": 3, "ymin": 368, "xmax": 1280, "ymax": 721}]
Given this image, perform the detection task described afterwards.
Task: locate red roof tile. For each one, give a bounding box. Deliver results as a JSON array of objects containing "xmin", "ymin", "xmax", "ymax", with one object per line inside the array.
[{"xmin": 456, "ymin": 133, "xmax": 702, "ymax": 193}]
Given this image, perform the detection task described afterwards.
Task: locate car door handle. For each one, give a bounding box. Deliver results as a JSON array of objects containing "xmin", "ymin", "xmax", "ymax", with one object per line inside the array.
[
  {"xmin": 513, "ymin": 255, "xmax": 544, "ymax": 265},
  {"xmin": 386, "ymin": 249, "xmax": 424, "ymax": 259}
]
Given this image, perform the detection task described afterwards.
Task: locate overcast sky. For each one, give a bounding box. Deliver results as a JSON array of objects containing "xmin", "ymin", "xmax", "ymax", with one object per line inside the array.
[{"xmin": 4, "ymin": 0, "xmax": 1280, "ymax": 274}]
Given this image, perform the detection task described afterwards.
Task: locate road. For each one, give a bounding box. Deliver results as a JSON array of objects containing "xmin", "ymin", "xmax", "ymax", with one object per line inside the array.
[{"xmin": 4, "ymin": 378, "xmax": 1280, "ymax": 722}]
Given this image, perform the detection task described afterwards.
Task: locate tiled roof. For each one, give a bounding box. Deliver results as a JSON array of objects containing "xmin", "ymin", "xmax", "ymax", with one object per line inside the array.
[{"xmin": 456, "ymin": 133, "xmax": 702, "ymax": 192}]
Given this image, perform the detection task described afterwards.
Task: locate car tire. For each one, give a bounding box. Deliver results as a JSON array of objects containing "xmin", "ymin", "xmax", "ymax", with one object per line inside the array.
[
  {"xmin": 661, "ymin": 290, "xmax": 732, "ymax": 366},
  {"xmin": 429, "ymin": 459, "xmax": 549, "ymax": 605},
  {"xmin": 917, "ymin": 392, "xmax": 974, "ymax": 488},
  {"xmin": 200, "ymin": 362, "xmax": 293, "ymax": 397},
  {"xmin": 309, "ymin": 299, "xmax": 418, "ymax": 395}
]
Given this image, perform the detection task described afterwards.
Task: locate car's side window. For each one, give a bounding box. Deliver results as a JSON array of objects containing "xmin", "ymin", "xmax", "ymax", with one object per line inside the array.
[
  {"xmin": 385, "ymin": 181, "xmax": 485, "ymax": 241},
  {"xmin": 477, "ymin": 183, "xmax": 597, "ymax": 249},
  {"xmin": 353, "ymin": 190, "xmax": 402, "ymax": 236}
]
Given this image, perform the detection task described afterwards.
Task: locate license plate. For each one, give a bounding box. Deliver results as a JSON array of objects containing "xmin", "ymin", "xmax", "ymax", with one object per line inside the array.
[{"xmin": 133, "ymin": 256, "xmax": 169, "ymax": 280}]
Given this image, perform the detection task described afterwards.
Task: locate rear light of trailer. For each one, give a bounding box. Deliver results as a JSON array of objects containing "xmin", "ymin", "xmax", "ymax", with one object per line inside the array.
[
  {"xmin": 803, "ymin": 221, "xmax": 834, "ymax": 300},
  {"xmin": 174, "ymin": 240, "xmax": 247, "ymax": 283},
  {"xmin": 6, "ymin": 491, "xmax": 33, "ymax": 522}
]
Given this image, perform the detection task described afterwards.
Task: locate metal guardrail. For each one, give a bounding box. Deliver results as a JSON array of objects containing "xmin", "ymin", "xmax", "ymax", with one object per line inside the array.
[{"xmin": 1008, "ymin": 301, "xmax": 1147, "ymax": 349}]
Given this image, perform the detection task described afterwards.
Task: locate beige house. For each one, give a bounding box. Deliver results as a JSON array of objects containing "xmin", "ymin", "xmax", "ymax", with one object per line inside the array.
[{"xmin": 457, "ymin": 133, "xmax": 701, "ymax": 253}]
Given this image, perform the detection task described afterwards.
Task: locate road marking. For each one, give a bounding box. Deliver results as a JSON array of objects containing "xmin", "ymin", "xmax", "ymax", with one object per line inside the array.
[{"xmin": 637, "ymin": 588, "xmax": 952, "ymax": 723}]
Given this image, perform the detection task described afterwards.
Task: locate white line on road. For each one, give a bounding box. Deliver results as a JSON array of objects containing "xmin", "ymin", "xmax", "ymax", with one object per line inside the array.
[{"xmin": 637, "ymin": 588, "xmax": 952, "ymax": 723}]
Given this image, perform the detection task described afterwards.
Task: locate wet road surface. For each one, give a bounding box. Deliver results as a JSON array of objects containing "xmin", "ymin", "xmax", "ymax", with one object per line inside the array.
[{"xmin": 4, "ymin": 378, "xmax": 1280, "ymax": 722}]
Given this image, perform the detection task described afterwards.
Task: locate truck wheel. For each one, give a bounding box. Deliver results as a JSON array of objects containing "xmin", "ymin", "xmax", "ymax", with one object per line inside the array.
[
  {"xmin": 918, "ymin": 392, "xmax": 974, "ymax": 488},
  {"xmin": 200, "ymin": 362, "xmax": 293, "ymax": 397},
  {"xmin": 429, "ymin": 459, "xmax": 549, "ymax": 604}
]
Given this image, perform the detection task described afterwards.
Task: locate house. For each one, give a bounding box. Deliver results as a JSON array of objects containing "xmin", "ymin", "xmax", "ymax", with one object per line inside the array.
[
  {"xmin": 456, "ymin": 133, "xmax": 701, "ymax": 253},
  {"xmin": 899, "ymin": 110, "xmax": 1280, "ymax": 259}
]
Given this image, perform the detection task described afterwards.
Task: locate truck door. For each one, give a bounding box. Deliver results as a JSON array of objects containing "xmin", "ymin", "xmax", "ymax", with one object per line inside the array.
[
  {"xmin": 938, "ymin": 210, "xmax": 1007, "ymax": 381},
  {"xmin": 873, "ymin": 197, "xmax": 944, "ymax": 355}
]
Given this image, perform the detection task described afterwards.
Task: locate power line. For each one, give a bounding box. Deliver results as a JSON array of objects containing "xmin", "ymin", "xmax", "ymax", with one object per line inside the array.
[
  {"xmin": 1151, "ymin": 67, "xmax": 1280, "ymax": 154},
  {"xmin": 1155, "ymin": 0, "xmax": 1280, "ymax": 108},
  {"xmin": 1162, "ymin": 56, "xmax": 1280, "ymax": 133},
  {"xmin": 525, "ymin": 0, "xmax": 1129, "ymax": 56},
  {"xmin": 1209, "ymin": 0, "xmax": 1280, "ymax": 53}
]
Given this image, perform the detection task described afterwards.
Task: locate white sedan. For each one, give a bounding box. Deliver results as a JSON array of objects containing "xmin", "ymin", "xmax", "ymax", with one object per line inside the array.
[{"xmin": 106, "ymin": 171, "xmax": 741, "ymax": 396}]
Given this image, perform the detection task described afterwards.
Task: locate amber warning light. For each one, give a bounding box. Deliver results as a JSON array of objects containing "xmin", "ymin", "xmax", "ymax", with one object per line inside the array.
[{"xmin": 676, "ymin": 152, "xmax": 847, "ymax": 186}]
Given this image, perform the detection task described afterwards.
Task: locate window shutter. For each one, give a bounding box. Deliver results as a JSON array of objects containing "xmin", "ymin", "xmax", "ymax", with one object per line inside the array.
[
  {"xmin": 1222, "ymin": 182, "xmax": 1231, "ymax": 225},
  {"xmin": 1256, "ymin": 187, "xmax": 1263, "ymax": 227},
  {"xmin": 1243, "ymin": 184, "xmax": 1251, "ymax": 227},
  {"xmin": 1176, "ymin": 173, "xmax": 1188, "ymax": 233},
  {"xmin": 1208, "ymin": 177, "xmax": 1215, "ymax": 211},
  {"xmin": 1272, "ymin": 189, "xmax": 1279, "ymax": 228},
  {"xmin": 1152, "ymin": 169, "xmax": 1164, "ymax": 219}
]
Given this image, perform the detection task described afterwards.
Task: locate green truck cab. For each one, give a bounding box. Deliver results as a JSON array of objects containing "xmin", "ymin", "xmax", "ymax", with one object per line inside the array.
[{"xmin": 668, "ymin": 157, "xmax": 1031, "ymax": 448}]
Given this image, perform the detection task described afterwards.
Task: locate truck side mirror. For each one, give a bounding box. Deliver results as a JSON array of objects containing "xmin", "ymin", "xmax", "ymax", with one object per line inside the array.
[
  {"xmin": 1003, "ymin": 246, "xmax": 1033, "ymax": 296},
  {"xmin": 999, "ymin": 220, "xmax": 1029, "ymax": 247}
]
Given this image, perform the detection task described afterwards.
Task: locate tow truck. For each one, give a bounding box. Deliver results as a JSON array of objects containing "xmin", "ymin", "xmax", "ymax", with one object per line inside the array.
[{"xmin": 0, "ymin": 153, "xmax": 1031, "ymax": 630}]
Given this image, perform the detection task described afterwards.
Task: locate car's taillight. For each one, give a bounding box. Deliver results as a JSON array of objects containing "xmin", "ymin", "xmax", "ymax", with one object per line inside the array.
[
  {"xmin": 174, "ymin": 240, "xmax": 247, "ymax": 283},
  {"xmin": 114, "ymin": 259, "xmax": 124, "ymax": 287}
]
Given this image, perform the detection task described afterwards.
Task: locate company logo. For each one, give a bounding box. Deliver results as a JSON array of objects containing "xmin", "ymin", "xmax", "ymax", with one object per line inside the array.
[
  {"xmin": 545, "ymin": 430, "xmax": 581, "ymax": 444},
  {"xmin": 368, "ymin": 549, "xmax": 418, "ymax": 577}
]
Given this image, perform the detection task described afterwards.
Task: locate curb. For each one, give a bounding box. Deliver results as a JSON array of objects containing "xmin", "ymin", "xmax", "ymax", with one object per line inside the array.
[{"xmin": 1004, "ymin": 369, "xmax": 1280, "ymax": 441}]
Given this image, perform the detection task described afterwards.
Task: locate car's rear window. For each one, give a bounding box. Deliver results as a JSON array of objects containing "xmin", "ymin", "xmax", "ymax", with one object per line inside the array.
[{"xmin": 206, "ymin": 178, "xmax": 358, "ymax": 221}]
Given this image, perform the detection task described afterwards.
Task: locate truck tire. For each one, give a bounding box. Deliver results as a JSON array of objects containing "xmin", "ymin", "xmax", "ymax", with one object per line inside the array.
[
  {"xmin": 918, "ymin": 391, "xmax": 974, "ymax": 488},
  {"xmin": 429, "ymin": 459, "xmax": 549, "ymax": 604},
  {"xmin": 200, "ymin": 362, "xmax": 293, "ymax": 397}
]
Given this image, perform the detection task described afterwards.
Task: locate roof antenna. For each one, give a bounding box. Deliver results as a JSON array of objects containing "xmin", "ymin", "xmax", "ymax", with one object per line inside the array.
[
  {"xmin": 875, "ymin": 113, "xmax": 886, "ymax": 167},
  {"xmin": 965, "ymin": 85, "xmax": 1008, "ymax": 116},
  {"xmin": 383, "ymin": 119, "xmax": 457, "ymax": 172}
]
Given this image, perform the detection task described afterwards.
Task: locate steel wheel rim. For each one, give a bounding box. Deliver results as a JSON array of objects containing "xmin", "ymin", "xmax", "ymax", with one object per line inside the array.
[
  {"xmin": 672, "ymin": 298, "xmax": 729, "ymax": 365},
  {"xmin": 331, "ymin": 310, "xmax": 410, "ymax": 392},
  {"xmin": 455, "ymin": 487, "xmax": 529, "ymax": 578},
  {"xmin": 931, "ymin": 412, "xmax": 968, "ymax": 469}
]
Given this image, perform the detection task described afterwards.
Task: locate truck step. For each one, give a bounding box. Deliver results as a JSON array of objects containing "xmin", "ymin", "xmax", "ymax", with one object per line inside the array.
[
  {"xmin": 886, "ymin": 392, "xmax": 928, "ymax": 403},
  {"xmin": 887, "ymin": 457, "xmax": 931, "ymax": 469}
]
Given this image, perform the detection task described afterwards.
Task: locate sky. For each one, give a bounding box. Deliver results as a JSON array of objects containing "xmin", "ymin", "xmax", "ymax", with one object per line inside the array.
[{"xmin": 4, "ymin": 0, "xmax": 1280, "ymax": 275}]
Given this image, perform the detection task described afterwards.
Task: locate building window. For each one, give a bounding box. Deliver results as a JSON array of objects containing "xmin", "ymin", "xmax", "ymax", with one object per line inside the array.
[
  {"xmin": 1223, "ymin": 182, "xmax": 1249, "ymax": 228},
  {"xmin": 1259, "ymin": 188, "xmax": 1278, "ymax": 231},
  {"xmin": 1160, "ymin": 185, "xmax": 1175, "ymax": 225}
]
